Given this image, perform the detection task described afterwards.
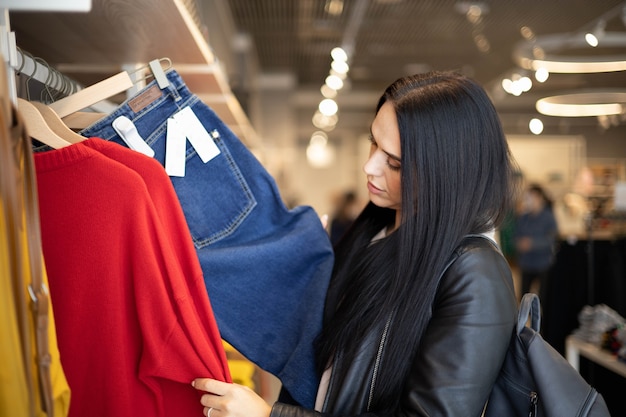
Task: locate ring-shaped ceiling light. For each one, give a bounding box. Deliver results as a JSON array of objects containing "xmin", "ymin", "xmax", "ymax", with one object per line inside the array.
[
  {"xmin": 513, "ymin": 32, "xmax": 626, "ymax": 73},
  {"xmin": 536, "ymin": 90, "xmax": 626, "ymax": 117}
]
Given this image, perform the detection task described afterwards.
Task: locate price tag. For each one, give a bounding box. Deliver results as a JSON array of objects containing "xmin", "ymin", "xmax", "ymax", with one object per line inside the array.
[
  {"xmin": 164, "ymin": 117, "xmax": 187, "ymax": 177},
  {"xmin": 172, "ymin": 106, "xmax": 220, "ymax": 163},
  {"xmin": 164, "ymin": 106, "xmax": 221, "ymax": 177}
]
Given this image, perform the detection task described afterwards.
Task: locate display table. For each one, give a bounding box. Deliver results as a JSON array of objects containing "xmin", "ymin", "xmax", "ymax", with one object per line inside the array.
[
  {"xmin": 565, "ymin": 335, "xmax": 626, "ymax": 378},
  {"xmin": 542, "ymin": 238, "xmax": 626, "ymax": 355}
]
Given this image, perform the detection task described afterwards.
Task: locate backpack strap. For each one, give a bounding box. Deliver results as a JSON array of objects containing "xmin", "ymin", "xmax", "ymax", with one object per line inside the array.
[{"xmin": 518, "ymin": 293, "xmax": 541, "ymax": 334}]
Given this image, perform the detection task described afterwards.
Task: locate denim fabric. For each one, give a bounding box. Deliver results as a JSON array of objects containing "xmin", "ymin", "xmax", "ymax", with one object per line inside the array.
[{"xmin": 80, "ymin": 70, "xmax": 334, "ymax": 407}]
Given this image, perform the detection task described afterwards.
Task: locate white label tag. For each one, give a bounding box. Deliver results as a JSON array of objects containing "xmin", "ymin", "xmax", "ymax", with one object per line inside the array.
[
  {"xmin": 164, "ymin": 118, "xmax": 187, "ymax": 177},
  {"xmin": 172, "ymin": 106, "xmax": 220, "ymax": 163}
]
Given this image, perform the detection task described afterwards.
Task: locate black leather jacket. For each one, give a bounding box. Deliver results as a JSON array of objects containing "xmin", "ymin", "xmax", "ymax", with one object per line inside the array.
[{"xmin": 271, "ymin": 235, "xmax": 517, "ymax": 417}]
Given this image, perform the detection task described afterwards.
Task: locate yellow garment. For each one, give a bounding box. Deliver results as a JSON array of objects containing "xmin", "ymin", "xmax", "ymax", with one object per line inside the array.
[
  {"xmin": 0, "ymin": 201, "xmax": 31, "ymax": 417},
  {"xmin": 0, "ymin": 201, "xmax": 71, "ymax": 416},
  {"xmin": 25, "ymin": 252, "xmax": 72, "ymax": 417},
  {"xmin": 223, "ymin": 341, "xmax": 256, "ymax": 390}
]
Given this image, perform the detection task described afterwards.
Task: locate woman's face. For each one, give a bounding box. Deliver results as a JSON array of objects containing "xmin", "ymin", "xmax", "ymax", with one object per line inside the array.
[
  {"xmin": 523, "ymin": 189, "xmax": 544, "ymax": 213},
  {"xmin": 363, "ymin": 101, "xmax": 402, "ymax": 213}
]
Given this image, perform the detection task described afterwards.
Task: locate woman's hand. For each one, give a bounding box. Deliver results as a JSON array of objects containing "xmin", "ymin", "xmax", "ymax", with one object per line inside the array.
[{"xmin": 192, "ymin": 378, "xmax": 272, "ymax": 417}]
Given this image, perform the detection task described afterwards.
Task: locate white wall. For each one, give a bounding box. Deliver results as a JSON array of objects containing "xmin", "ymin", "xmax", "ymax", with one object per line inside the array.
[{"xmin": 507, "ymin": 134, "xmax": 586, "ymax": 199}]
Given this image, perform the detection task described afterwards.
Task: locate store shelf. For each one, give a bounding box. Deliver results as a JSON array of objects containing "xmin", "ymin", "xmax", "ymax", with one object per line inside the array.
[
  {"xmin": 566, "ymin": 335, "xmax": 626, "ymax": 379},
  {"xmin": 6, "ymin": 0, "xmax": 260, "ymax": 149}
]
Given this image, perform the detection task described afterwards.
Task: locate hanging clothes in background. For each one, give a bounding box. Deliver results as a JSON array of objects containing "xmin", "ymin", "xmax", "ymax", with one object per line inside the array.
[
  {"xmin": 1, "ymin": 91, "xmax": 32, "ymax": 417},
  {"xmin": 33, "ymin": 138, "xmax": 231, "ymax": 417},
  {"xmin": 1, "ymin": 98, "xmax": 70, "ymax": 416},
  {"xmin": 0, "ymin": 203, "xmax": 33, "ymax": 417},
  {"xmin": 0, "ymin": 201, "xmax": 31, "ymax": 417},
  {"xmin": 80, "ymin": 70, "xmax": 335, "ymax": 408}
]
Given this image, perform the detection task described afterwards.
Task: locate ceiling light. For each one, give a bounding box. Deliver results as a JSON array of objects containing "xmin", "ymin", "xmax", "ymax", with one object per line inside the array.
[
  {"xmin": 536, "ymin": 91, "xmax": 626, "ymax": 117},
  {"xmin": 320, "ymin": 84, "xmax": 337, "ymax": 98},
  {"xmin": 325, "ymin": 74, "xmax": 344, "ymax": 90},
  {"xmin": 307, "ymin": 131, "xmax": 335, "ymax": 168},
  {"xmin": 585, "ymin": 20, "xmax": 605, "ymax": 47},
  {"xmin": 501, "ymin": 78, "xmax": 514, "ymax": 94},
  {"xmin": 331, "ymin": 47, "xmax": 348, "ymax": 62},
  {"xmin": 529, "ymin": 118, "xmax": 544, "ymax": 135},
  {"xmin": 518, "ymin": 75, "xmax": 532, "ymax": 92},
  {"xmin": 310, "ymin": 131, "xmax": 328, "ymax": 146},
  {"xmin": 319, "ymin": 98, "xmax": 338, "ymax": 116},
  {"xmin": 312, "ymin": 111, "xmax": 338, "ymax": 131},
  {"xmin": 473, "ymin": 34, "xmax": 491, "ymax": 52},
  {"xmin": 599, "ymin": 114, "xmax": 621, "ymax": 129},
  {"xmin": 330, "ymin": 68, "xmax": 348, "ymax": 80},
  {"xmin": 501, "ymin": 73, "xmax": 532, "ymax": 96},
  {"xmin": 331, "ymin": 60, "xmax": 349, "ymax": 74},
  {"xmin": 534, "ymin": 67, "xmax": 549, "ymax": 83},
  {"xmin": 513, "ymin": 32, "xmax": 626, "ymax": 73},
  {"xmin": 520, "ymin": 26, "xmax": 535, "ymax": 41},
  {"xmin": 585, "ymin": 33, "xmax": 600, "ymax": 47},
  {"xmin": 584, "ymin": 33, "xmax": 599, "ymax": 47},
  {"xmin": 324, "ymin": 0, "xmax": 344, "ymax": 16},
  {"xmin": 454, "ymin": 2, "xmax": 490, "ymax": 21}
]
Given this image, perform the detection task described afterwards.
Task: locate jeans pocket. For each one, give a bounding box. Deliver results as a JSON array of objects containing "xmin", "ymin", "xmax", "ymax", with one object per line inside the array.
[{"xmin": 170, "ymin": 127, "xmax": 257, "ymax": 248}]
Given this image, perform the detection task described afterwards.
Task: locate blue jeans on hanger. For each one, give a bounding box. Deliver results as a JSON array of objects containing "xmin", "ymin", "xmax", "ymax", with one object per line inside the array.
[{"xmin": 80, "ymin": 70, "xmax": 334, "ymax": 408}]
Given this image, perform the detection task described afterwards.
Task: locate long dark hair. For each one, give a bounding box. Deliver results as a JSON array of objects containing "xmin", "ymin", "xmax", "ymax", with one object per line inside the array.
[{"xmin": 315, "ymin": 71, "xmax": 517, "ymax": 411}]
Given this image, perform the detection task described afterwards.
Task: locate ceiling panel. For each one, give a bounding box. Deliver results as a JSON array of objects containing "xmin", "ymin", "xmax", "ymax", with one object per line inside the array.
[{"xmin": 224, "ymin": 0, "xmax": 626, "ymax": 138}]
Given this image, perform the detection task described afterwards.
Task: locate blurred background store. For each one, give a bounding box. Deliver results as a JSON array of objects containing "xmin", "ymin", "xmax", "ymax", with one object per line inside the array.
[{"xmin": 5, "ymin": 0, "xmax": 626, "ymax": 413}]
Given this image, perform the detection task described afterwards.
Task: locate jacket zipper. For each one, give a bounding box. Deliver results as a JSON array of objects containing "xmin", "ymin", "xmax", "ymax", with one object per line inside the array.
[
  {"xmin": 528, "ymin": 391, "xmax": 538, "ymax": 417},
  {"xmin": 367, "ymin": 316, "xmax": 392, "ymax": 411}
]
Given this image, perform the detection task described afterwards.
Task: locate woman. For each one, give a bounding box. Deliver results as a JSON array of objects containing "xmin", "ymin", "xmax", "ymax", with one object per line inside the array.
[
  {"xmin": 514, "ymin": 183, "xmax": 559, "ymax": 300},
  {"xmin": 193, "ymin": 71, "xmax": 519, "ymax": 417}
]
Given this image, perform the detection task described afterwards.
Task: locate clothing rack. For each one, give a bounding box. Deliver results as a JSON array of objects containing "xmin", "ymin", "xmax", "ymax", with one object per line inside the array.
[
  {"xmin": 0, "ymin": 2, "xmax": 118, "ymax": 113},
  {"xmin": 3, "ymin": 0, "xmax": 262, "ymax": 150},
  {"xmin": 14, "ymin": 47, "xmax": 81, "ymax": 97},
  {"xmin": 1, "ymin": 2, "xmax": 90, "ymax": 101},
  {"xmin": 1, "ymin": 8, "xmax": 19, "ymax": 105}
]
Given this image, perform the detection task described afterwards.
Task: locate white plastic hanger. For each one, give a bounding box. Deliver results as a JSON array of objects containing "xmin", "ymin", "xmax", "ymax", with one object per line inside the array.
[{"xmin": 17, "ymin": 98, "xmax": 72, "ymax": 149}]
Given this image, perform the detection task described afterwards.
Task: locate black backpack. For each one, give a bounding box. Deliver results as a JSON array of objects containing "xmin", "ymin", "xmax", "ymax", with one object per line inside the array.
[{"xmin": 483, "ymin": 293, "xmax": 611, "ymax": 417}]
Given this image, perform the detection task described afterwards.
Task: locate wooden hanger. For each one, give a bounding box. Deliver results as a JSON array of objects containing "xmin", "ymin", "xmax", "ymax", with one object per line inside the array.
[
  {"xmin": 30, "ymin": 102, "xmax": 86, "ymax": 144},
  {"xmin": 62, "ymin": 112, "xmax": 106, "ymax": 130},
  {"xmin": 48, "ymin": 58, "xmax": 172, "ymax": 120},
  {"xmin": 48, "ymin": 71, "xmax": 134, "ymax": 118},
  {"xmin": 17, "ymin": 98, "xmax": 72, "ymax": 149}
]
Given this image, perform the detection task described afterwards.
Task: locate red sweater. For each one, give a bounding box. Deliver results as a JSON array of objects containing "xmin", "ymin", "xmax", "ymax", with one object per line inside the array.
[{"xmin": 35, "ymin": 140, "xmax": 230, "ymax": 417}]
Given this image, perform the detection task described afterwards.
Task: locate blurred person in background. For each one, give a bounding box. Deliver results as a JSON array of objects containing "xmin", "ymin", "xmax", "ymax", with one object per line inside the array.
[
  {"xmin": 514, "ymin": 183, "xmax": 559, "ymax": 301},
  {"xmin": 329, "ymin": 190, "xmax": 360, "ymax": 245}
]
